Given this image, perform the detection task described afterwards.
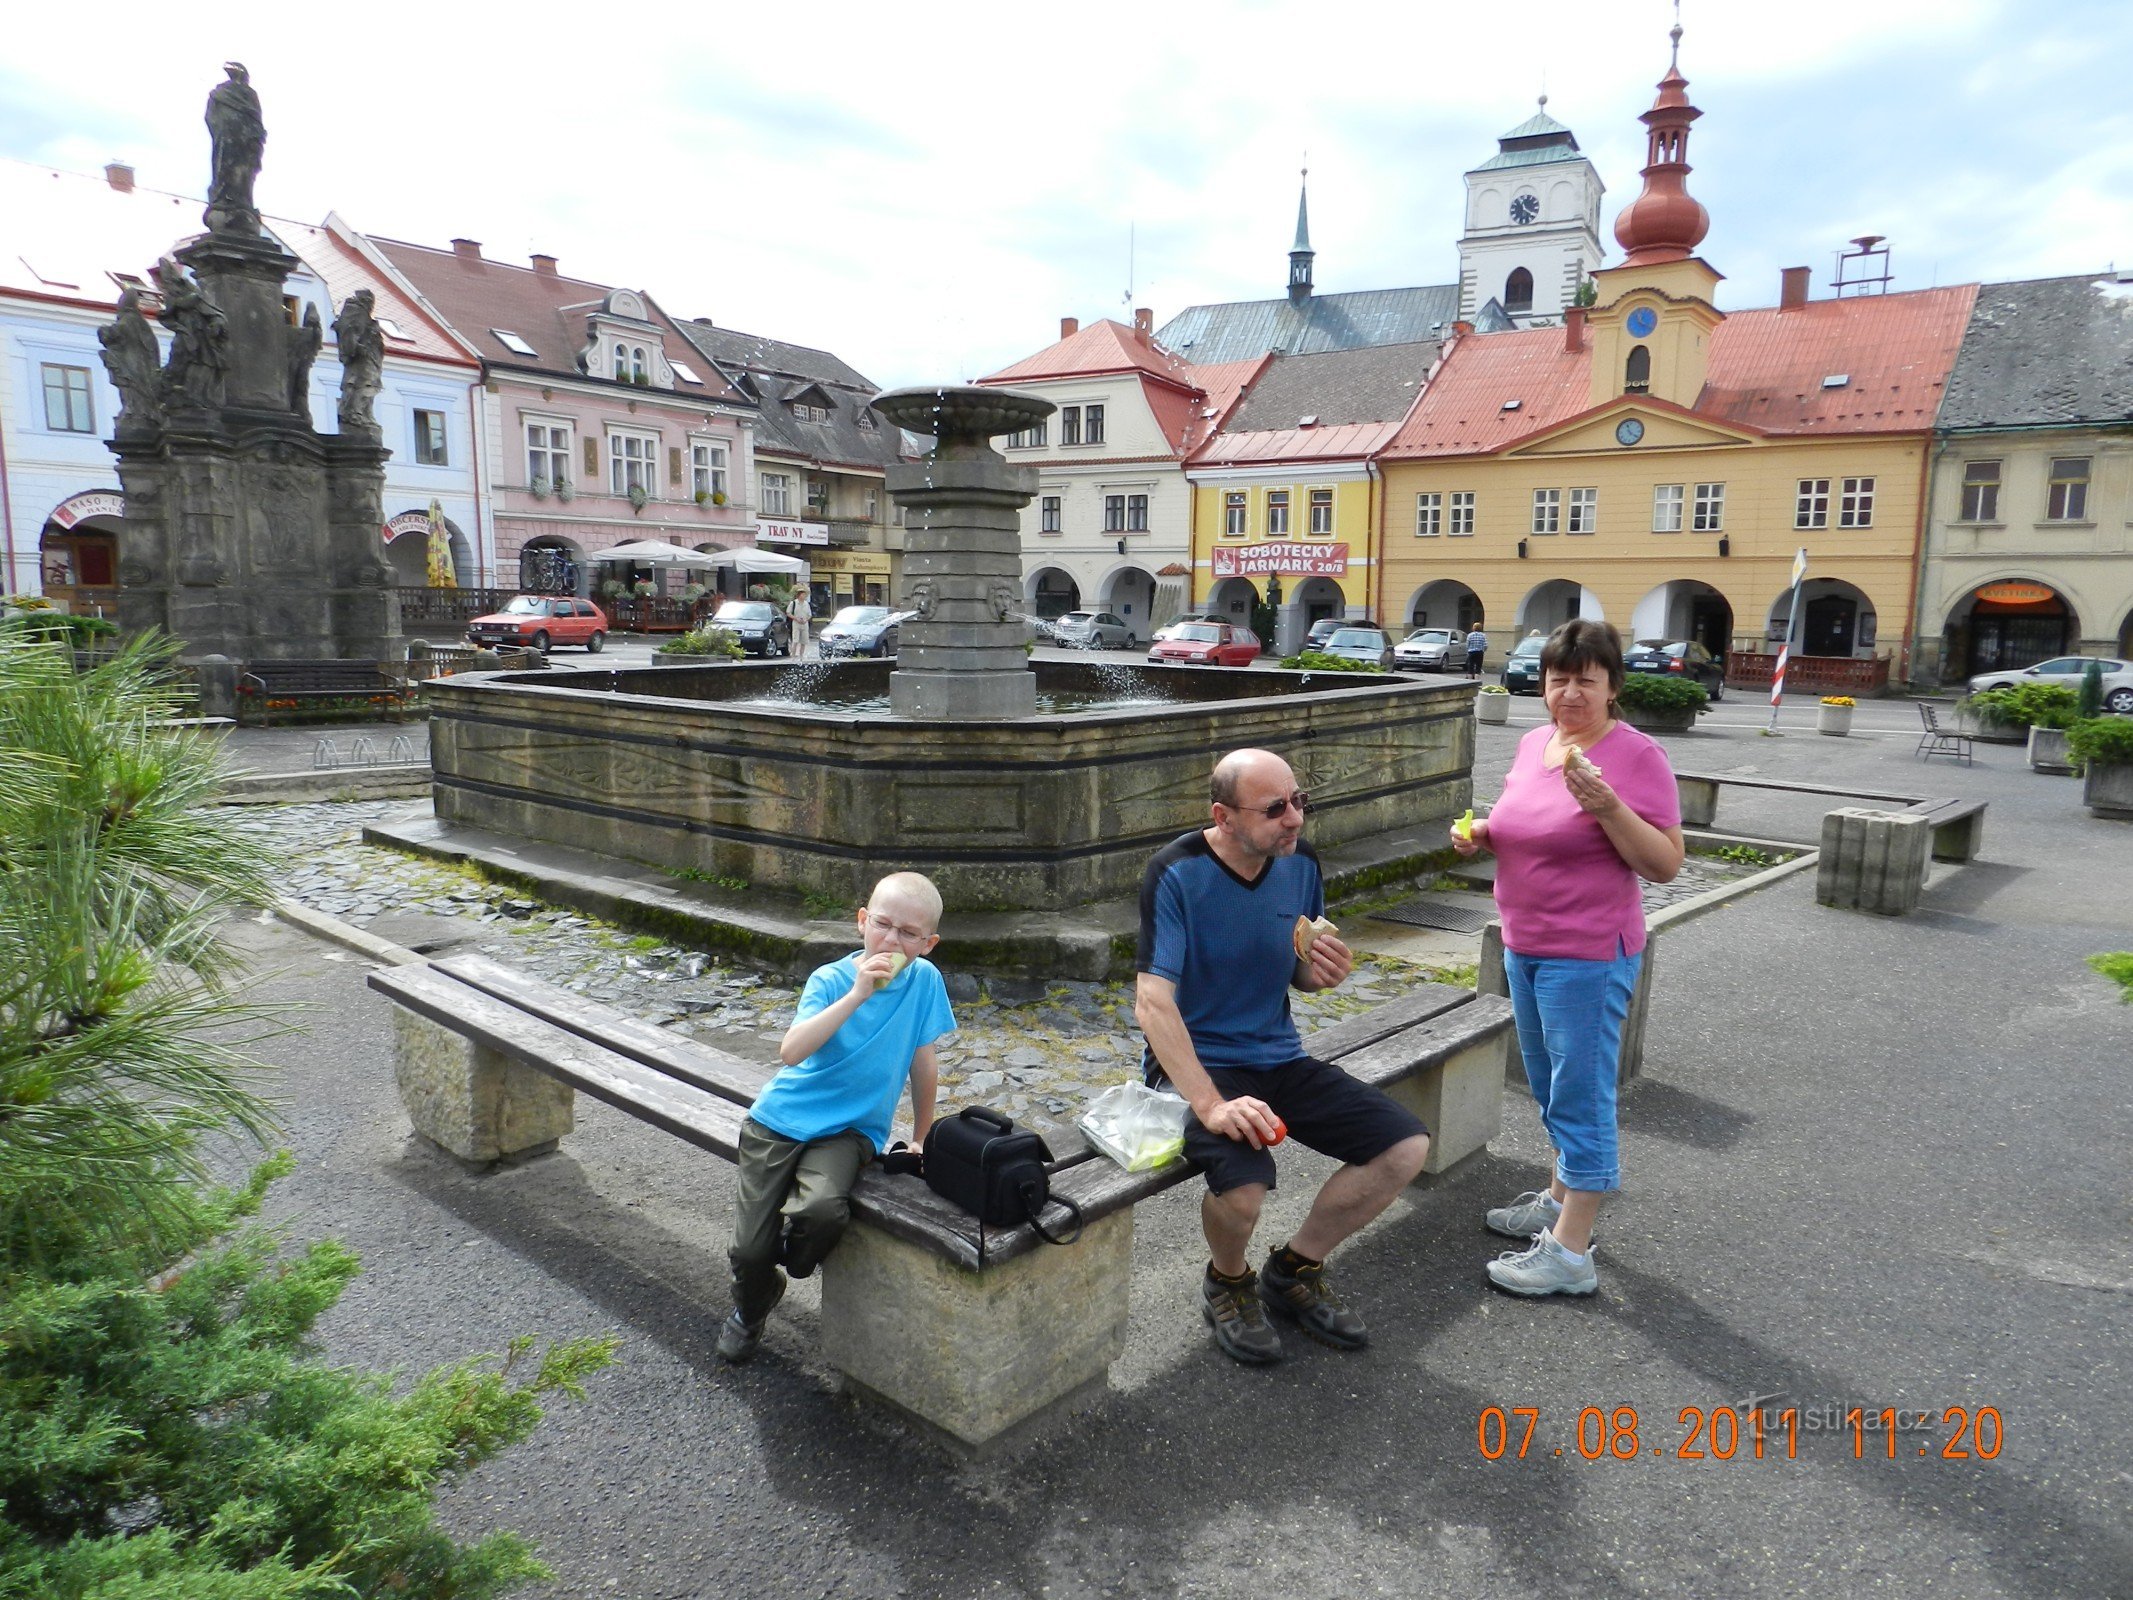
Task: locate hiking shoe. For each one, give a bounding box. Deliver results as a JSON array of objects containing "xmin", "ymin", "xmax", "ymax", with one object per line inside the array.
[
  {"xmin": 717, "ymin": 1272, "xmax": 785, "ymax": 1363},
  {"xmin": 1260, "ymin": 1253, "xmax": 1369, "ymax": 1349},
  {"xmin": 1486, "ymin": 1190, "xmax": 1563, "ymax": 1240},
  {"xmin": 1200, "ymin": 1270, "xmax": 1283, "ymax": 1365},
  {"xmin": 1486, "ymin": 1230, "xmax": 1599, "ymax": 1298}
]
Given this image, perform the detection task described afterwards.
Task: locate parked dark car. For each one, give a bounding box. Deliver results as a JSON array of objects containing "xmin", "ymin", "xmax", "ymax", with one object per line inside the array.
[
  {"xmin": 1393, "ymin": 627, "xmax": 1458, "ymax": 671},
  {"xmin": 467, "ymin": 595, "xmax": 608, "ymax": 653},
  {"xmin": 1303, "ymin": 616, "xmax": 1348, "ymax": 651},
  {"xmin": 1146, "ymin": 621, "xmax": 1262, "ymax": 667},
  {"xmin": 1624, "ymin": 639, "xmax": 1726, "ymax": 701},
  {"xmin": 1501, "ymin": 635, "xmax": 1546, "ymax": 694},
  {"xmin": 1320, "ymin": 626, "xmax": 1395, "ymax": 670},
  {"xmin": 817, "ymin": 605, "xmax": 909, "ymax": 657},
  {"xmin": 711, "ymin": 600, "xmax": 793, "ymax": 657}
]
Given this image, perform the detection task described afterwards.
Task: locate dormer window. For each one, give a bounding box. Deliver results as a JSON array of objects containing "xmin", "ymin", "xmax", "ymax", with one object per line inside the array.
[
  {"xmin": 613, "ymin": 344, "xmax": 649, "ymax": 383},
  {"xmin": 1624, "ymin": 344, "xmax": 1651, "ymax": 395}
]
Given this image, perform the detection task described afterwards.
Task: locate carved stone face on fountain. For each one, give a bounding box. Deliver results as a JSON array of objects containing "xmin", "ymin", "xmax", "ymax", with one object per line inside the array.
[{"xmin": 869, "ymin": 386, "xmax": 1055, "ymax": 459}]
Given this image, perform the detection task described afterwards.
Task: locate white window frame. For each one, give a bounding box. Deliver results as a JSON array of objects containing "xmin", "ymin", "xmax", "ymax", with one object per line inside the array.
[
  {"xmin": 1308, "ymin": 487, "xmax": 1334, "ymax": 536},
  {"xmin": 525, "ymin": 420, "xmax": 572, "ymax": 488},
  {"xmin": 41, "ymin": 362, "xmax": 94, "ymax": 433},
  {"xmin": 1416, "ymin": 492, "xmax": 1442, "ymax": 537},
  {"xmin": 1103, "ymin": 494, "xmax": 1126, "ymax": 532},
  {"xmin": 1693, "ymin": 482, "xmax": 1725, "ymax": 532},
  {"xmin": 1006, "ymin": 421, "xmax": 1048, "ymax": 448},
  {"xmin": 1652, "ymin": 483, "xmax": 1683, "ymax": 532},
  {"xmin": 1039, "ymin": 495, "xmax": 1061, "ymax": 533},
  {"xmin": 413, "ymin": 407, "xmax": 448, "ymax": 466},
  {"xmin": 1839, "ymin": 476, "xmax": 1875, "ymax": 529},
  {"xmin": 1567, "ymin": 486, "xmax": 1597, "ymax": 534},
  {"xmin": 1531, "ymin": 487, "xmax": 1561, "ymax": 535},
  {"xmin": 1127, "ymin": 493, "xmax": 1148, "ymax": 532},
  {"xmin": 2047, "ymin": 458, "xmax": 2090, "ymax": 521},
  {"xmin": 1795, "ymin": 478, "xmax": 1830, "ymax": 530},
  {"xmin": 691, "ymin": 441, "xmax": 728, "ymax": 500},
  {"xmin": 1449, "ymin": 491, "xmax": 1476, "ymax": 536},
  {"xmin": 1266, "ymin": 489, "xmax": 1290, "ymax": 536},
  {"xmin": 608, "ymin": 430, "xmax": 659, "ymax": 496},
  {"xmin": 761, "ymin": 472, "xmax": 793, "ymax": 516},
  {"xmin": 1960, "ymin": 459, "xmax": 2001, "ymax": 522},
  {"xmin": 1223, "ymin": 491, "xmax": 1248, "ymax": 537}
]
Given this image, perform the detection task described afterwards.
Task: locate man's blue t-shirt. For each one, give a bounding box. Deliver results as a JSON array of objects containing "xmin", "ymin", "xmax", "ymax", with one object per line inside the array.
[
  {"xmin": 1136, "ymin": 830, "xmax": 1324, "ymax": 1072},
  {"xmin": 749, "ymin": 954, "xmax": 956, "ymax": 1151}
]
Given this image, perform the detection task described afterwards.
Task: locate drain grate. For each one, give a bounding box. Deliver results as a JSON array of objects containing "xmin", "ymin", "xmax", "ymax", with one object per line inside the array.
[{"xmin": 1369, "ymin": 895, "xmax": 1495, "ymax": 934}]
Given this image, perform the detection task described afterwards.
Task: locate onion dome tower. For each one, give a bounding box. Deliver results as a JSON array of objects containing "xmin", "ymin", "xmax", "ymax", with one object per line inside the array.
[{"xmin": 1612, "ymin": 19, "xmax": 1710, "ymax": 267}]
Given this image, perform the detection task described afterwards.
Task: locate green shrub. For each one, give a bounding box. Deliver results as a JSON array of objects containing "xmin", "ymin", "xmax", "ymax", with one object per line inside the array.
[
  {"xmin": 2067, "ymin": 715, "xmax": 2133, "ymax": 767},
  {"xmin": 657, "ymin": 626, "xmax": 743, "ymax": 659},
  {"xmin": 2087, "ymin": 951, "xmax": 2133, "ymax": 1003},
  {"xmin": 1972, "ymin": 682, "xmax": 2078, "ymax": 730},
  {"xmin": 2079, "ymin": 660, "xmax": 2106, "ymax": 720},
  {"xmin": 1615, "ymin": 673, "xmax": 1708, "ymax": 712},
  {"xmin": 1280, "ymin": 650, "xmax": 1386, "ymax": 673}
]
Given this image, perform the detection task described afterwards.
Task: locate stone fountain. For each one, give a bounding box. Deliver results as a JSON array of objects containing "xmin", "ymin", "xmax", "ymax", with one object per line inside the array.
[{"xmin": 396, "ymin": 387, "xmax": 1477, "ymax": 975}]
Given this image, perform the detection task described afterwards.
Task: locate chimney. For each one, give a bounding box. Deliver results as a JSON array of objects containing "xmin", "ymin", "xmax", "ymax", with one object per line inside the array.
[
  {"xmin": 104, "ymin": 162, "xmax": 135, "ymax": 193},
  {"xmin": 1564, "ymin": 306, "xmax": 1587, "ymax": 352},
  {"xmin": 1059, "ymin": 316, "xmax": 1079, "ymax": 340},
  {"xmin": 1781, "ymin": 265, "xmax": 1811, "ymax": 310},
  {"xmin": 1133, "ymin": 307, "xmax": 1153, "ymax": 339},
  {"xmin": 530, "ymin": 253, "xmax": 558, "ymax": 277},
  {"xmin": 450, "ymin": 238, "xmax": 482, "ymax": 263},
  {"xmin": 1451, "ymin": 320, "xmax": 1475, "ymax": 338}
]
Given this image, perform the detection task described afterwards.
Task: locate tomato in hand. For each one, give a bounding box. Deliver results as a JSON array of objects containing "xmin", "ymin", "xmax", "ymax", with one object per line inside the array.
[{"xmin": 1266, "ymin": 1116, "xmax": 1288, "ymax": 1147}]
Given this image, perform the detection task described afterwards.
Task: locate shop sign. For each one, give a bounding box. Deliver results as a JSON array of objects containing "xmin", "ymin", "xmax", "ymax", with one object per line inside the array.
[
  {"xmin": 1973, "ymin": 581, "xmax": 2057, "ymax": 606},
  {"xmin": 48, "ymin": 491, "xmax": 125, "ymax": 530},
  {"xmin": 1210, "ymin": 541, "xmax": 1350, "ymax": 578},
  {"xmin": 807, "ymin": 549, "xmax": 890, "ymax": 575},
  {"xmin": 758, "ymin": 518, "xmax": 829, "ymax": 546},
  {"xmin": 384, "ymin": 511, "xmax": 433, "ymax": 540}
]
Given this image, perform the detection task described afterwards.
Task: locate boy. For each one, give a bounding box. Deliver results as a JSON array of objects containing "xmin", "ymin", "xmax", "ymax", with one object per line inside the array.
[{"xmin": 717, "ymin": 871, "xmax": 955, "ymax": 1364}]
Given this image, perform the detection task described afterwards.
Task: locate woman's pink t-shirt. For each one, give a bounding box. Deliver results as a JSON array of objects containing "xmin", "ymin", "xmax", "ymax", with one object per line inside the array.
[{"xmin": 1488, "ymin": 721, "xmax": 1681, "ymax": 960}]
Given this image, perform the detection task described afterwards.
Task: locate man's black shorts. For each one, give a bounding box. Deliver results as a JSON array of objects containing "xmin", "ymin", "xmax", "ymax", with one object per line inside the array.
[{"xmin": 1158, "ymin": 1056, "xmax": 1429, "ymax": 1195}]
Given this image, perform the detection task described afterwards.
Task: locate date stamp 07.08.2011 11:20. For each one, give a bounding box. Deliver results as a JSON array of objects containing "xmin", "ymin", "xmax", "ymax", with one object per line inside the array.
[{"xmin": 1477, "ymin": 1401, "xmax": 2007, "ymax": 1464}]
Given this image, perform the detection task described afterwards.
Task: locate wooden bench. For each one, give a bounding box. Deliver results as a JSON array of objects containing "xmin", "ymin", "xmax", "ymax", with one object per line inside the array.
[
  {"xmin": 367, "ymin": 952, "xmax": 1514, "ymax": 1455},
  {"xmin": 238, "ymin": 659, "xmax": 412, "ymax": 726}
]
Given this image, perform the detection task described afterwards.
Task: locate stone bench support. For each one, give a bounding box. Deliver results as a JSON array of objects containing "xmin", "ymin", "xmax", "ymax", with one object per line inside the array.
[
  {"xmin": 1817, "ymin": 807, "xmax": 1930, "ymax": 916},
  {"xmin": 390, "ymin": 1008, "xmax": 575, "ymax": 1166}
]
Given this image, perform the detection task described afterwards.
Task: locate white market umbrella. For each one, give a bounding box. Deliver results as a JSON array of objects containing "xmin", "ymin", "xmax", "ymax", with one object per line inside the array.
[
  {"xmin": 703, "ymin": 547, "xmax": 811, "ymax": 575},
  {"xmin": 596, "ymin": 538, "xmax": 712, "ymax": 567}
]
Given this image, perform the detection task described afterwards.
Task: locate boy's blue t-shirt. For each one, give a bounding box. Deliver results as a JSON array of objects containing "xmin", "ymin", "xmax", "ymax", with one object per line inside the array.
[
  {"xmin": 749, "ymin": 954, "xmax": 956, "ymax": 1152},
  {"xmin": 1136, "ymin": 830, "xmax": 1324, "ymax": 1072}
]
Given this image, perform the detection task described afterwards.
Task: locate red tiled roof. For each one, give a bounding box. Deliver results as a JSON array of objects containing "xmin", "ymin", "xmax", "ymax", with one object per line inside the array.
[
  {"xmin": 1384, "ymin": 285, "xmax": 1978, "ymax": 458},
  {"xmin": 1190, "ymin": 420, "xmax": 1402, "ymax": 467},
  {"xmin": 372, "ymin": 237, "xmax": 741, "ymax": 401},
  {"xmin": 1152, "ymin": 356, "xmax": 1268, "ymax": 454},
  {"xmin": 979, "ymin": 318, "xmax": 1201, "ymax": 387}
]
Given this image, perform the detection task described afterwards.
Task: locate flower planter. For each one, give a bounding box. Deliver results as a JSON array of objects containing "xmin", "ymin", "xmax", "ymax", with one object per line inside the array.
[
  {"xmin": 2027, "ymin": 725, "xmax": 2076, "ymax": 776},
  {"xmin": 1955, "ymin": 702, "xmax": 2026, "ymax": 745},
  {"xmin": 1476, "ymin": 693, "xmax": 1510, "ymax": 725},
  {"xmin": 1619, "ymin": 705, "xmax": 1697, "ymax": 735},
  {"xmin": 1816, "ymin": 703, "xmax": 1854, "ymax": 737},
  {"xmin": 2084, "ymin": 759, "xmax": 2133, "ymax": 820}
]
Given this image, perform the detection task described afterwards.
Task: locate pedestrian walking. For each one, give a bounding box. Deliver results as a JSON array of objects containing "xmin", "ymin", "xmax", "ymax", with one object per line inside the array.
[{"xmin": 1465, "ymin": 626, "xmax": 1488, "ymax": 678}]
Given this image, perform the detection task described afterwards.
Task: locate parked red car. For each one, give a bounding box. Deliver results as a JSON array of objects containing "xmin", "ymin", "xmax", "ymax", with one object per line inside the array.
[
  {"xmin": 467, "ymin": 595, "xmax": 608, "ymax": 653},
  {"xmin": 1146, "ymin": 621, "xmax": 1262, "ymax": 667}
]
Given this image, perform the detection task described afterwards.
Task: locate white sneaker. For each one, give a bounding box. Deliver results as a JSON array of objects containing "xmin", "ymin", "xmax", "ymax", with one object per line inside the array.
[
  {"xmin": 1485, "ymin": 1190, "xmax": 1562, "ymax": 1240},
  {"xmin": 1486, "ymin": 1229, "xmax": 1599, "ymax": 1297}
]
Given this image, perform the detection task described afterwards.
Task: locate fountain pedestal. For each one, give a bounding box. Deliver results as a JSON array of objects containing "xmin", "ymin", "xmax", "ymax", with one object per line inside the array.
[{"xmin": 873, "ymin": 387, "xmax": 1055, "ymax": 722}]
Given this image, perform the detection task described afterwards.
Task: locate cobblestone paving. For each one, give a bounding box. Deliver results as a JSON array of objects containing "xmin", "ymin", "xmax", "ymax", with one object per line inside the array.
[{"xmin": 241, "ymin": 802, "xmax": 1464, "ymax": 1145}]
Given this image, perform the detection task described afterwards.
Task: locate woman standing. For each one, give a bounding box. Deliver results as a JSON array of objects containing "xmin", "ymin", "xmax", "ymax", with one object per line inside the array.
[{"xmin": 1451, "ymin": 619, "xmax": 1683, "ymax": 1296}]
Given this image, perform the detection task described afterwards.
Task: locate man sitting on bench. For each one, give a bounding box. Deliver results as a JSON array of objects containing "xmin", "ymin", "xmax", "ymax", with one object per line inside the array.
[{"xmin": 1135, "ymin": 748, "xmax": 1432, "ymax": 1365}]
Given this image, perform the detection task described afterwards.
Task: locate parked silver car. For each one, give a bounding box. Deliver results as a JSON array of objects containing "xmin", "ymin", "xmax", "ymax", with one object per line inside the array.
[
  {"xmin": 816, "ymin": 605, "xmax": 910, "ymax": 657},
  {"xmin": 1051, "ymin": 609, "xmax": 1133, "ymax": 649},
  {"xmin": 1320, "ymin": 626, "xmax": 1395, "ymax": 670},
  {"xmin": 1969, "ymin": 654, "xmax": 2133, "ymax": 713},
  {"xmin": 1393, "ymin": 627, "xmax": 1458, "ymax": 671}
]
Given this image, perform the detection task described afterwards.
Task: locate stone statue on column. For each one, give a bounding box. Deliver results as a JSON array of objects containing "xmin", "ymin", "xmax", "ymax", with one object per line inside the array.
[
  {"xmin": 333, "ymin": 290, "xmax": 384, "ymax": 434},
  {"xmin": 204, "ymin": 62, "xmax": 265, "ymax": 235},
  {"xmin": 98, "ymin": 285, "xmax": 165, "ymax": 434},
  {"xmin": 152, "ymin": 257, "xmax": 229, "ymax": 411},
  {"xmin": 287, "ymin": 301, "xmax": 322, "ymax": 414}
]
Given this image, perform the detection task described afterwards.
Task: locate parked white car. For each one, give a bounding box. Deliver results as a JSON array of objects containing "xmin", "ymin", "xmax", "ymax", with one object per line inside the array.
[
  {"xmin": 1051, "ymin": 610, "xmax": 1133, "ymax": 649},
  {"xmin": 1968, "ymin": 655, "xmax": 2133, "ymax": 713}
]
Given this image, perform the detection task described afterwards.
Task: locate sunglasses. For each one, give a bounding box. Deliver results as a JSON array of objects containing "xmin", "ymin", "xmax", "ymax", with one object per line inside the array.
[{"xmin": 1233, "ymin": 791, "xmax": 1311, "ymax": 820}]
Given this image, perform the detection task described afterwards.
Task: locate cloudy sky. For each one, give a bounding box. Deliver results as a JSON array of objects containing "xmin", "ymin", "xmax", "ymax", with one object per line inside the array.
[{"xmin": 6, "ymin": 0, "xmax": 2129, "ymax": 390}]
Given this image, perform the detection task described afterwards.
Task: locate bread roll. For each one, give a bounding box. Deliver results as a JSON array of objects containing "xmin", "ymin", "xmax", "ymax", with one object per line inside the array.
[
  {"xmin": 1293, "ymin": 914, "xmax": 1340, "ymax": 959},
  {"xmin": 882, "ymin": 952, "xmax": 909, "ymax": 983}
]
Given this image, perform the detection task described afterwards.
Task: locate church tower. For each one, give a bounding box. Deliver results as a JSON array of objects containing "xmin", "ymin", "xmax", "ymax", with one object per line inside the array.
[
  {"xmin": 1456, "ymin": 97, "xmax": 1606, "ymax": 325},
  {"xmin": 1287, "ymin": 171, "xmax": 1314, "ymax": 304}
]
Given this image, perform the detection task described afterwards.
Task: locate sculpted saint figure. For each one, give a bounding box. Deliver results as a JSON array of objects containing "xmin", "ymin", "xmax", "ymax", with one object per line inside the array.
[
  {"xmin": 152, "ymin": 258, "xmax": 229, "ymax": 411},
  {"xmin": 333, "ymin": 291, "xmax": 385, "ymax": 432},
  {"xmin": 287, "ymin": 302, "xmax": 323, "ymax": 414},
  {"xmin": 204, "ymin": 62, "xmax": 266, "ymax": 234},
  {"xmin": 98, "ymin": 285, "xmax": 165, "ymax": 431}
]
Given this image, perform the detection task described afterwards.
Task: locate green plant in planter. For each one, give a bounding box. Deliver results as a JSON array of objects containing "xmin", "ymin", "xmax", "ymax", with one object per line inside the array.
[
  {"xmin": 2068, "ymin": 714, "xmax": 2133, "ymax": 768},
  {"xmin": 657, "ymin": 626, "xmax": 743, "ymax": 659},
  {"xmin": 694, "ymin": 488, "xmax": 711, "ymax": 505},
  {"xmin": 1614, "ymin": 673, "xmax": 1709, "ymax": 713},
  {"xmin": 2079, "ymin": 659, "xmax": 2106, "ymax": 720},
  {"xmin": 598, "ymin": 578, "xmax": 625, "ymax": 600},
  {"xmin": 2087, "ymin": 951, "xmax": 2133, "ymax": 1003},
  {"xmin": 1279, "ymin": 649, "xmax": 1387, "ymax": 673},
  {"xmin": 711, "ymin": 490, "xmax": 728, "ymax": 506},
  {"xmin": 627, "ymin": 483, "xmax": 649, "ymax": 511},
  {"xmin": 1478, "ymin": 684, "xmax": 1509, "ymax": 696},
  {"xmin": 1972, "ymin": 682, "xmax": 2077, "ymax": 730}
]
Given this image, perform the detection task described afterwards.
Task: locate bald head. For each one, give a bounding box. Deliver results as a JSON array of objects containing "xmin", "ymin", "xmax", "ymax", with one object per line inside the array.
[{"xmin": 1211, "ymin": 748, "xmax": 1294, "ymax": 810}]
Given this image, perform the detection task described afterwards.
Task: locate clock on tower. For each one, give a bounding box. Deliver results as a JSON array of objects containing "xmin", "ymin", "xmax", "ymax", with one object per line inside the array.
[{"xmin": 1510, "ymin": 193, "xmax": 1539, "ymax": 225}]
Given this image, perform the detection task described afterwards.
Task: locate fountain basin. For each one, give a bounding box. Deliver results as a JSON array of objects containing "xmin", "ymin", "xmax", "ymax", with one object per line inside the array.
[{"xmin": 424, "ymin": 660, "xmax": 1475, "ymax": 914}]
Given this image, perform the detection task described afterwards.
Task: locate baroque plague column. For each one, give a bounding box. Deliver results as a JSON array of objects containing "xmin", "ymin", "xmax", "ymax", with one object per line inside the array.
[{"xmin": 101, "ymin": 64, "xmax": 399, "ymax": 663}]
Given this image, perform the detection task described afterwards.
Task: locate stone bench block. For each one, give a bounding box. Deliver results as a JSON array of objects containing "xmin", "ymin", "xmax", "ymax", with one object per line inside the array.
[
  {"xmin": 820, "ymin": 1209, "xmax": 1132, "ymax": 1454},
  {"xmin": 1675, "ymin": 774, "xmax": 1721, "ymax": 829},
  {"xmin": 391, "ymin": 1008, "xmax": 574, "ymax": 1166},
  {"xmin": 1816, "ymin": 807, "xmax": 1929, "ymax": 916},
  {"xmin": 1386, "ymin": 1029, "xmax": 1509, "ymax": 1179}
]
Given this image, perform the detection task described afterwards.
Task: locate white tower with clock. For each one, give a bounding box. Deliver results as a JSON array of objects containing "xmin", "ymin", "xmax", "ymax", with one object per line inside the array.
[{"xmin": 1457, "ymin": 99, "xmax": 1607, "ymax": 327}]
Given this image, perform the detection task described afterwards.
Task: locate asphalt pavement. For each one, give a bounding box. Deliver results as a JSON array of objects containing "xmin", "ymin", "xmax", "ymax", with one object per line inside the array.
[{"xmin": 209, "ymin": 685, "xmax": 2133, "ymax": 1600}]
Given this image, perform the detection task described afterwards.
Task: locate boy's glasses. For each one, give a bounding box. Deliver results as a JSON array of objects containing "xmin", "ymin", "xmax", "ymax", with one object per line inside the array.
[
  {"xmin": 1238, "ymin": 791, "xmax": 1311, "ymax": 820},
  {"xmin": 864, "ymin": 914, "xmax": 931, "ymax": 944}
]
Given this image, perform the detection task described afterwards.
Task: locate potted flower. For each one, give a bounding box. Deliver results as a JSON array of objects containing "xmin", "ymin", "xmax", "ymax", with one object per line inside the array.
[
  {"xmin": 1614, "ymin": 672, "xmax": 1707, "ymax": 734},
  {"xmin": 529, "ymin": 475, "xmax": 551, "ymax": 500},
  {"xmin": 555, "ymin": 475, "xmax": 575, "ymax": 503},
  {"xmin": 632, "ymin": 578, "xmax": 655, "ymax": 599},
  {"xmin": 655, "ymin": 626, "xmax": 745, "ymax": 665},
  {"xmin": 1817, "ymin": 695, "xmax": 1855, "ymax": 736},
  {"xmin": 1476, "ymin": 684, "xmax": 1510, "ymax": 725},
  {"xmin": 627, "ymin": 483, "xmax": 649, "ymax": 512},
  {"xmin": 2069, "ymin": 716, "xmax": 2133, "ymax": 819},
  {"xmin": 598, "ymin": 578, "xmax": 625, "ymax": 601},
  {"xmin": 694, "ymin": 488, "xmax": 711, "ymax": 505},
  {"xmin": 711, "ymin": 490, "xmax": 728, "ymax": 507}
]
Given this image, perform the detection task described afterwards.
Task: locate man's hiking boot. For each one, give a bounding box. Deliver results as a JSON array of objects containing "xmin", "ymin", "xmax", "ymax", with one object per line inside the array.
[
  {"xmin": 1259, "ymin": 1253, "xmax": 1369, "ymax": 1349},
  {"xmin": 1486, "ymin": 1190, "xmax": 1563, "ymax": 1240},
  {"xmin": 1200, "ymin": 1268, "xmax": 1282, "ymax": 1365},
  {"xmin": 717, "ymin": 1271, "xmax": 786, "ymax": 1363}
]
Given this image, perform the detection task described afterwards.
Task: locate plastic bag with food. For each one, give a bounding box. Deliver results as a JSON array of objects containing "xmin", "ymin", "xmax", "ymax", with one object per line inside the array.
[{"xmin": 1078, "ymin": 1081, "xmax": 1192, "ymax": 1172}]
